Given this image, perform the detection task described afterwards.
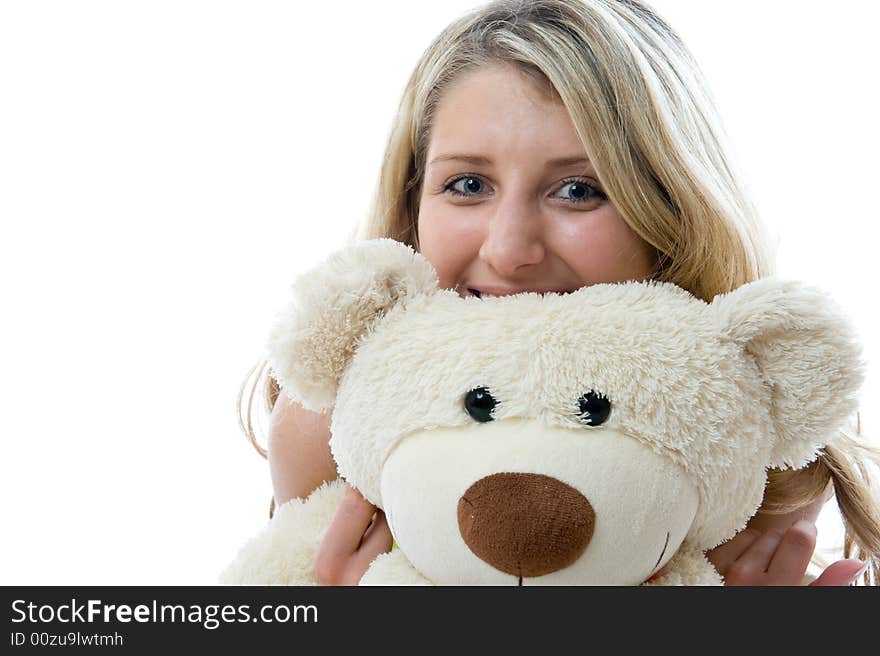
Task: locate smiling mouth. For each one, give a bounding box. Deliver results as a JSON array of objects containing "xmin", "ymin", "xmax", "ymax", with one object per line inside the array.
[{"xmin": 467, "ymin": 288, "xmax": 575, "ymax": 298}]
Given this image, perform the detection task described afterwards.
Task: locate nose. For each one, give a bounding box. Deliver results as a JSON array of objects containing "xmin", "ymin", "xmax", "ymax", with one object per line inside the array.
[
  {"xmin": 457, "ymin": 473, "xmax": 595, "ymax": 579},
  {"xmin": 478, "ymin": 196, "xmax": 545, "ymax": 277}
]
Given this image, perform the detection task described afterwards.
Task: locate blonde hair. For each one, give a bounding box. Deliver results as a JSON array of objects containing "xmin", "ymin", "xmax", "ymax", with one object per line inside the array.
[{"xmin": 240, "ymin": 0, "xmax": 879, "ymax": 584}]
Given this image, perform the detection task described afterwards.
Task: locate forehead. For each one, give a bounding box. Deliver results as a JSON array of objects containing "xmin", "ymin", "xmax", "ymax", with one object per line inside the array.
[{"xmin": 427, "ymin": 64, "xmax": 581, "ymax": 164}]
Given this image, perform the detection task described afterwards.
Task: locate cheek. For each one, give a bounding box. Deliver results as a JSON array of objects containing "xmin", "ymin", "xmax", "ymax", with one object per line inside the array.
[
  {"xmin": 417, "ymin": 199, "xmax": 483, "ymax": 289},
  {"xmin": 554, "ymin": 208, "xmax": 656, "ymax": 284}
]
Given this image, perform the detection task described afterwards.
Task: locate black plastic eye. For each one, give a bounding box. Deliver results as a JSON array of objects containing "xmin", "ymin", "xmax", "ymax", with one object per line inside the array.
[
  {"xmin": 577, "ymin": 391, "xmax": 611, "ymax": 426},
  {"xmin": 464, "ymin": 387, "xmax": 497, "ymax": 423}
]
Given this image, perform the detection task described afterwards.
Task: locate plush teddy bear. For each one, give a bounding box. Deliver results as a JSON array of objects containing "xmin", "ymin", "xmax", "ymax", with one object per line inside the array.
[{"xmin": 221, "ymin": 238, "xmax": 864, "ymax": 586}]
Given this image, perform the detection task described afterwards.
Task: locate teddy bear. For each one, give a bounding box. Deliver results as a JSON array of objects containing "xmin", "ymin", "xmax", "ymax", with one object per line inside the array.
[{"xmin": 220, "ymin": 238, "xmax": 864, "ymax": 585}]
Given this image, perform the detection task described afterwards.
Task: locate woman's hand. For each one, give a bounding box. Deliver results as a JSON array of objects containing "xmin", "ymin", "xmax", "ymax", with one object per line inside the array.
[
  {"xmin": 314, "ymin": 484, "xmax": 394, "ymax": 585},
  {"xmin": 706, "ymin": 519, "xmax": 866, "ymax": 585}
]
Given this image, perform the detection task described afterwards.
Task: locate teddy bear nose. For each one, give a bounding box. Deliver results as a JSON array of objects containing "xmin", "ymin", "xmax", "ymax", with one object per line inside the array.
[{"xmin": 457, "ymin": 472, "xmax": 595, "ymax": 579}]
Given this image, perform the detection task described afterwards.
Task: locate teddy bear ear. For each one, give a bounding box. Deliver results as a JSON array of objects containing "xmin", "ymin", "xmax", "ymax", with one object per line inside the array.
[
  {"xmin": 709, "ymin": 278, "xmax": 865, "ymax": 469},
  {"xmin": 266, "ymin": 238, "xmax": 439, "ymax": 412}
]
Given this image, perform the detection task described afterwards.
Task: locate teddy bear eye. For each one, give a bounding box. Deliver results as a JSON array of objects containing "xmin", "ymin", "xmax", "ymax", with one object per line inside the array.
[
  {"xmin": 576, "ymin": 391, "xmax": 611, "ymax": 426},
  {"xmin": 464, "ymin": 387, "xmax": 497, "ymax": 423}
]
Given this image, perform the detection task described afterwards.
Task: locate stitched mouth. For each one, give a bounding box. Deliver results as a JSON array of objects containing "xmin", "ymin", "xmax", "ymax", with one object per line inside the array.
[
  {"xmin": 645, "ymin": 531, "xmax": 671, "ymax": 582},
  {"xmin": 514, "ymin": 533, "xmax": 671, "ymax": 586}
]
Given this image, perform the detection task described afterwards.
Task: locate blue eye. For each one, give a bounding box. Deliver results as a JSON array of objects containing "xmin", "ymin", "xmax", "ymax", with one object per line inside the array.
[
  {"xmin": 556, "ymin": 180, "xmax": 606, "ymax": 203},
  {"xmin": 446, "ymin": 176, "xmax": 485, "ymax": 197}
]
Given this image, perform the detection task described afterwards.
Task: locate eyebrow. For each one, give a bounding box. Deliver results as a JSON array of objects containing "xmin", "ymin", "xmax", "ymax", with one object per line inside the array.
[{"xmin": 428, "ymin": 154, "xmax": 592, "ymax": 168}]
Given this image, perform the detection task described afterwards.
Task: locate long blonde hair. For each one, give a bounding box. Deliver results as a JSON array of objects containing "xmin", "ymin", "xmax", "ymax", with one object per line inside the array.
[{"xmin": 240, "ymin": 0, "xmax": 879, "ymax": 584}]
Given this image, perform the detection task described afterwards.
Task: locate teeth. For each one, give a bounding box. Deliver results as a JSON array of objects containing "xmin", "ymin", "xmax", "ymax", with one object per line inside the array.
[{"xmin": 466, "ymin": 289, "xmax": 574, "ymax": 298}]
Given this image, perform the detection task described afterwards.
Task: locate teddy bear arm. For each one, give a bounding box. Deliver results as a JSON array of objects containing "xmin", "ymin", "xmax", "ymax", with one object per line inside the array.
[
  {"xmin": 219, "ymin": 479, "xmax": 348, "ymax": 585},
  {"xmin": 359, "ymin": 549, "xmax": 434, "ymax": 586},
  {"xmin": 641, "ymin": 545, "xmax": 723, "ymax": 586}
]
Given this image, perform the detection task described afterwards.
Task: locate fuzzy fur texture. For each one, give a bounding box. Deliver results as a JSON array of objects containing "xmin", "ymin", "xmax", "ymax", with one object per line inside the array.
[
  {"xmin": 226, "ymin": 239, "xmax": 864, "ymax": 585},
  {"xmin": 267, "ymin": 239, "xmax": 438, "ymax": 412},
  {"xmin": 219, "ymin": 480, "xmax": 347, "ymax": 585}
]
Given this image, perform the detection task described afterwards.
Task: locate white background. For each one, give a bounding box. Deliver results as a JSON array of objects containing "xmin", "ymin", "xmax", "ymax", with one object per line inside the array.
[{"xmin": 1, "ymin": 1, "xmax": 876, "ymax": 584}]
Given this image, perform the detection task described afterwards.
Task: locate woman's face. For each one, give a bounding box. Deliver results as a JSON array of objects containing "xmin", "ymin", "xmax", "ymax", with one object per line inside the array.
[{"xmin": 417, "ymin": 63, "xmax": 657, "ymax": 298}]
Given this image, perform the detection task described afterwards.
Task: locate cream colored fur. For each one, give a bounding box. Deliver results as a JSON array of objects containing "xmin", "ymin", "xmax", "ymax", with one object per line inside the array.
[
  {"xmin": 222, "ymin": 239, "xmax": 864, "ymax": 586},
  {"xmin": 219, "ymin": 480, "xmax": 347, "ymax": 585}
]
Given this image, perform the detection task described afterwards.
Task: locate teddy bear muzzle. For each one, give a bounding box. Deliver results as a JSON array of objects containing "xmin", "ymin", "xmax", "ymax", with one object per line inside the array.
[{"xmin": 457, "ymin": 472, "xmax": 596, "ymax": 579}]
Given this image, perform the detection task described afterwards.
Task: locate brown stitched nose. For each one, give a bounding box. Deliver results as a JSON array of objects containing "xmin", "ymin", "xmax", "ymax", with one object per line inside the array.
[{"xmin": 457, "ymin": 472, "xmax": 595, "ymax": 578}]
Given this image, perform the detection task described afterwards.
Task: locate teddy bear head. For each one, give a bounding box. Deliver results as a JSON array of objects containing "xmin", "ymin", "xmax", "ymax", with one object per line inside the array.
[{"xmin": 268, "ymin": 239, "xmax": 863, "ymax": 585}]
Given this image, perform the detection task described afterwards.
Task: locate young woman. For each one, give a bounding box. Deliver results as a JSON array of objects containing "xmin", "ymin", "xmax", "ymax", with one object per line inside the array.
[{"xmin": 242, "ymin": 0, "xmax": 879, "ymax": 586}]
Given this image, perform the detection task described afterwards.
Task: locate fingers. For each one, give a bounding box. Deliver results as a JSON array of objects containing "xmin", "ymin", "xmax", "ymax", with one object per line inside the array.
[
  {"xmin": 766, "ymin": 520, "xmax": 816, "ymax": 583},
  {"xmin": 723, "ymin": 528, "xmax": 787, "ymax": 585},
  {"xmin": 720, "ymin": 520, "xmax": 823, "ymax": 586},
  {"xmin": 706, "ymin": 527, "xmax": 762, "ymax": 575},
  {"xmin": 314, "ymin": 484, "xmax": 394, "ymax": 585},
  {"xmin": 355, "ymin": 510, "xmax": 394, "ymax": 569},
  {"xmin": 809, "ymin": 559, "xmax": 868, "ymax": 586},
  {"xmin": 708, "ymin": 519, "xmax": 865, "ymax": 587},
  {"xmin": 321, "ymin": 485, "xmax": 379, "ymax": 559},
  {"xmin": 747, "ymin": 528, "xmax": 788, "ymax": 567}
]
